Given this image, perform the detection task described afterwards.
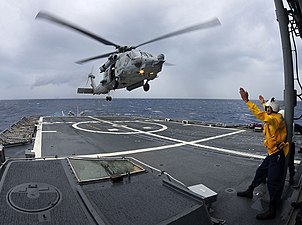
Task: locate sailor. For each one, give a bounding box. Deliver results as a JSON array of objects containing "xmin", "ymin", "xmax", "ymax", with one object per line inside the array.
[
  {"xmin": 278, "ymin": 109, "xmax": 295, "ymax": 185},
  {"xmin": 237, "ymin": 87, "xmax": 289, "ymax": 220}
]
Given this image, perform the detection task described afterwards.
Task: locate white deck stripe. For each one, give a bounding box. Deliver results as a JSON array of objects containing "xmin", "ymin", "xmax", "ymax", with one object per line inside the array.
[{"xmin": 33, "ymin": 117, "xmax": 43, "ymax": 158}]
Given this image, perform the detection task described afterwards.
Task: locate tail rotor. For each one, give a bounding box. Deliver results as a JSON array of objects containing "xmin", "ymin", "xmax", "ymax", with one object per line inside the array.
[{"xmin": 85, "ymin": 65, "xmax": 95, "ymax": 86}]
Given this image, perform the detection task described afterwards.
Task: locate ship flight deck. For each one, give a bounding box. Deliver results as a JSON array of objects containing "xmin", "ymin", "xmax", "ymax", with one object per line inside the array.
[{"xmin": 1, "ymin": 115, "xmax": 302, "ymax": 225}]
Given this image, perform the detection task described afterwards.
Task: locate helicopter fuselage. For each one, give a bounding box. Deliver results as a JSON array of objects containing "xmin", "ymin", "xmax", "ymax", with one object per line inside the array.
[{"xmin": 86, "ymin": 49, "xmax": 165, "ymax": 96}]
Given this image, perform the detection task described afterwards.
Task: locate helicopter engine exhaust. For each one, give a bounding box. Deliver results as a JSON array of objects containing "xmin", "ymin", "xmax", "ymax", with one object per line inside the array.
[
  {"xmin": 100, "ymin": 54, "xmax": 119, "ymax": 72},
  {"xmin": 110, "ymin": 54, "xmax": 119, "ymax": 60}
]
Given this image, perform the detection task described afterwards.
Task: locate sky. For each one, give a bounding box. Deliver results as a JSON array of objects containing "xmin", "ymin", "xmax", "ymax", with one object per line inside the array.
[{"xmin": 0, "ymin": 0, "xmax": 301, "ymax": 100}]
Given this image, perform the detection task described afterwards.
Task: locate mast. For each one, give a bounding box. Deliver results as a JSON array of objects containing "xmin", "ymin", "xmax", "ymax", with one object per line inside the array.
[{"xmin": 274, "ymin": 0, "xmax": 296, "ymax": 181}]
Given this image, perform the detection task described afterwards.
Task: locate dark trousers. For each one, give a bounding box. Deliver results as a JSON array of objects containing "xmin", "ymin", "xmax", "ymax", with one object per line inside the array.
[{"xmin": 249, "ymin": 150, "xmax": 285, "ymax": 207}]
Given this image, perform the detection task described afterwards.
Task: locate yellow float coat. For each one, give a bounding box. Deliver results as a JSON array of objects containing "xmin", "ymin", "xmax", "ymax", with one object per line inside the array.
[{"xmin": 246, "ymin": 101, "xmax": 289, "ymax": 156}]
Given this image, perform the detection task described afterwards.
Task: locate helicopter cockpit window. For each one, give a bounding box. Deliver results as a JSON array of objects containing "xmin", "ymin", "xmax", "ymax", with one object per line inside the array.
[
  {"xmin": 129, "ymin": 51, "xmax": 142, "ymax": 67},
  {"xmin": 141, "ymin": 52, "xmax": 153, "ymax": 58},
  {"xmin": 68, "ymin": 157, "xmax": 145, "ymax": 183}
]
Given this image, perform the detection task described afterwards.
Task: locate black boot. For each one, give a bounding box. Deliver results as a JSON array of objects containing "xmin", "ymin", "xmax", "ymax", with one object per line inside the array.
[
  {"xmin": 237, "ymin": 187, "xmax": 253, "ymax": 199},
  {"xmin": 256, "ymin": 206, "xmax": 276, "ymax": 220}
]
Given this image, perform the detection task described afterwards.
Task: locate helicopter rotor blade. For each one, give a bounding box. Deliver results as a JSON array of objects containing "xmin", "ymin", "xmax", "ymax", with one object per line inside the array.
[
  {"xmin": 36, "ymin": 11, "xmax": 120, "ymax": 48},
  {"xmin": 75, "ymin": 51, "xmax": 116, "ymax": 64},
  {"xmin": 135, "ymin": 17, "xmax": 221, "ymax": 48},
  {"xmin": 164, "ymin": 62, "xmax": 175, "ymax": 66}
]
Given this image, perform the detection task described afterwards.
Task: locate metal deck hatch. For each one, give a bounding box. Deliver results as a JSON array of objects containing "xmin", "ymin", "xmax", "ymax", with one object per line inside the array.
[
  {"xmin": 7, "ymin": 183, "xmax": 61, "ymax": 213},
  {"xmin": 68, "ymin": 157, "xmax": 145, "ymax": 183}
]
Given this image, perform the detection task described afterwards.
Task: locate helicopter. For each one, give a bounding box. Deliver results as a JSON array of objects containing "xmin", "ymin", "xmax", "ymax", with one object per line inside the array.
[{"xmin": 36, "ymin": 11, "xmax": 220, "ymax": 101}]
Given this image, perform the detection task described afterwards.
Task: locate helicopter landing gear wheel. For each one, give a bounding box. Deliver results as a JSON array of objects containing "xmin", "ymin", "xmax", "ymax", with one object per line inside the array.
[
  {"xmin": 143, "ymin": 82, "xmax": 150, "ymax": 92},
  {"xmin": 106, "ymin": 96, "xmax": 112, "ymax": 101}
]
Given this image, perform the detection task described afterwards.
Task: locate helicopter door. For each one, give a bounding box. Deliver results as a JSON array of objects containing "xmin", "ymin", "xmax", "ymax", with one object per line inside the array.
[
  {"xmin": 109, "ymin": 63, "xmax": 116, "ymax": 82},
  {"xmin": 109, "ymin": 62, "xmax": 119, "ymax": 89}
]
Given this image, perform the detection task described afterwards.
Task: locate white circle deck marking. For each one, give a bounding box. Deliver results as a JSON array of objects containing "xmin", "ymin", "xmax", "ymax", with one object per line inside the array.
[{"xmin": 72, "ymin": 119, "xmax": 167, "ymax": 134}]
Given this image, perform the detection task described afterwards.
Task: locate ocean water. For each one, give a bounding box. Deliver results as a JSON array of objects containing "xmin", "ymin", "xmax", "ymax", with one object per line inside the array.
[{"xmin": 0, "ymin": 98, "xmax": 301, "ymax": 132}]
